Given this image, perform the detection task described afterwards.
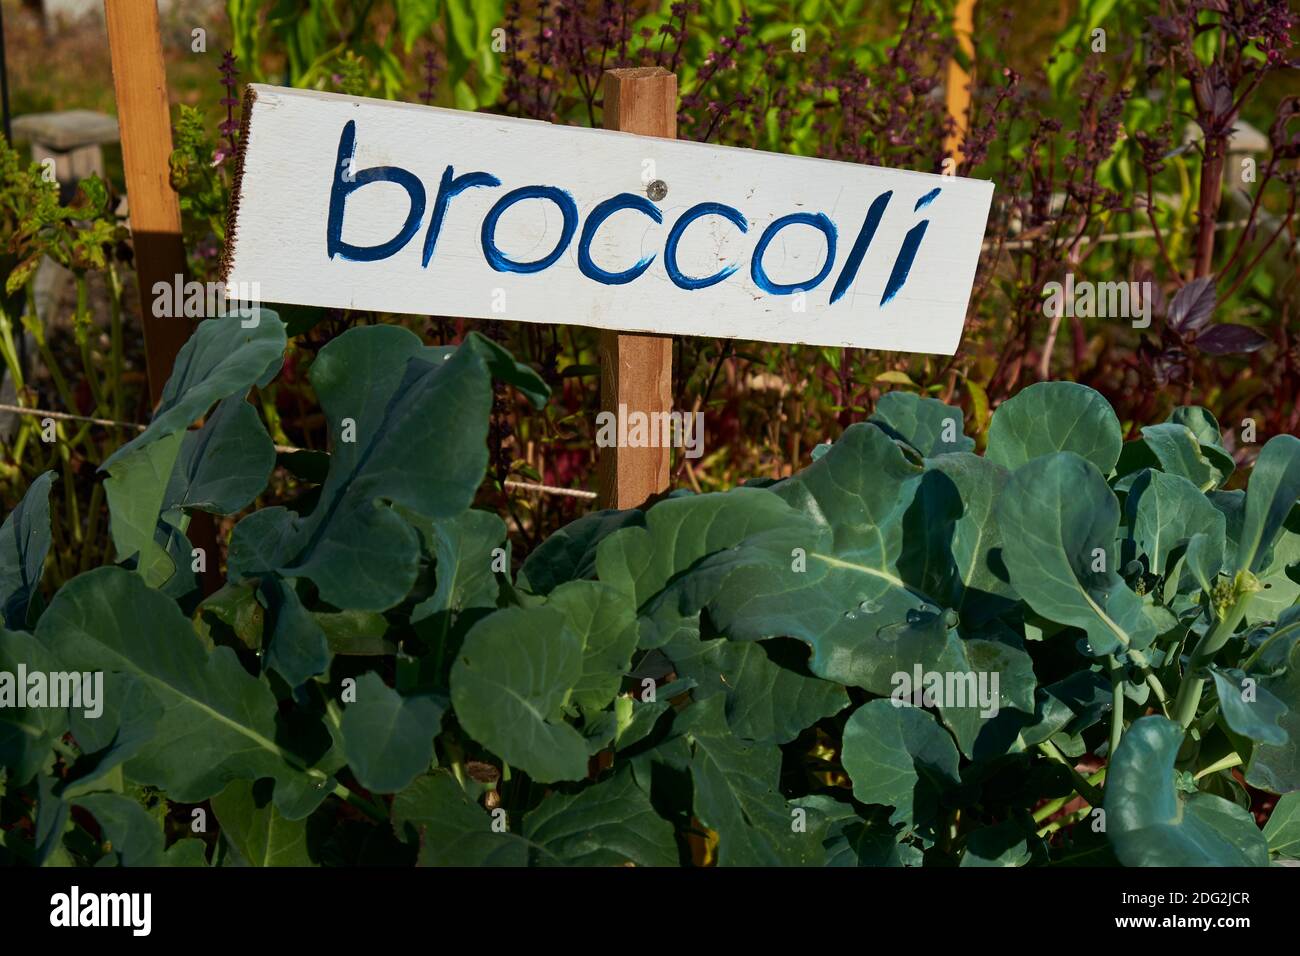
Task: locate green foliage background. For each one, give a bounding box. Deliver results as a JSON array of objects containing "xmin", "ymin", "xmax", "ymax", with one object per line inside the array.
[
  {"xmin": 3, "ymin": 312, "xmax": 1300, "ymax": 866},
  {"xmin": 1, "ymin": 0, "xmax": 1299, "ymax": 866}
]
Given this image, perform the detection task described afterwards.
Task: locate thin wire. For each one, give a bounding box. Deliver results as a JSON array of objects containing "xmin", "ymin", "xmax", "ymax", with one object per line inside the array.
[
  {"xmin": 1, "ymin": 402, "xmax": 298, "ymax": 456},
  {"xmin": 503, "ymin": 479, "xmax": 597, "ymax": 501},
  {"xmin": 0, "ymin": 402, "xmax": 131, "ymax": 431},
  {"xmin": 0, "ymin": 402, "xmax": 597, "ymax": 500}
]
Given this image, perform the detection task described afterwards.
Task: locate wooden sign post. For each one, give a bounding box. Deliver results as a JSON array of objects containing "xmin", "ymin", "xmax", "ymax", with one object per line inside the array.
[
  {"xmin": 104, "ymin": 0, "xmax": 194, "ymax": 406},
  {"xmin": 105, "ymin": 0, "xmax": 220, "ymax": 594},
  {"xmin": 944, "ymin": 0, "xmax": 978, "ymax": 163},
  {"xmin": 597, "ymin": 68, "xmax": 675, "ymax": 509},
  {"xmin": 223, "ymin": 78, "xmax": 995, "ymax": 505}
]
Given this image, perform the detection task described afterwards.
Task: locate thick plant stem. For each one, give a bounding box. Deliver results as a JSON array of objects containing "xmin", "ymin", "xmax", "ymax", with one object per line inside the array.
[
  {"xmin": 1193, "ymin": 139, "xmax": 1226, "ymax": 277},
  {"xmin": 1036, "ymin": 741, "xmax": 1105, "ymax": 807},
  {"xmin": 443, "ymin": 734, "xmax": 467, "ymax": 789},
  {"xmin": 331, "ymin": 783, "xmax": 386, "ymax": 823},
  {"xmin": 324, "ymin": 698, "xmax": 344, "ymax": 733},
  {"xmin": 1032, "ymin": 768, "xmax": 1107, "ymax": 823},
  {"xmin": 0, "ymin": 305, "xmax": 25, "ymax": 392},
  {"xmin": 1173, "ymin": 586, "xmax": 1257, "ymax": 728},
  {"xmin": 1125, "ymin": 647, "xmax": 1170, "ymax": 714},
  {"xmin": 1195, "ymin": 703, "xmax": 1220, "ymax": 736},
  {"xmin": 1142, "ymin": 670, "xmax": 1171, "ymax": 713},
  {"xmin": 1037, "ymin": 805, "xmax": 1092, "ymax": 838},
  {"xmin": 1107, "ymin": 655, "xmax": 1124, "ymax": 759}
]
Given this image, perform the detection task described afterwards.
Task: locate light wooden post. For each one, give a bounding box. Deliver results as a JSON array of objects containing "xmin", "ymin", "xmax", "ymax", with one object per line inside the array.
[
  {"xmin": 597, "ymin": 68, "xmax": 675, "ymax": 510},
  {"xmin": 104, "ymin": 0, "xmax": 194, "ymax": 407},
  {"xmin": 944, "ymin": 0, "xmax": 977, "ymax": 163},
  {"xmin": 105, "ymin": 0, "xmax": 220, "ymax": 593}
]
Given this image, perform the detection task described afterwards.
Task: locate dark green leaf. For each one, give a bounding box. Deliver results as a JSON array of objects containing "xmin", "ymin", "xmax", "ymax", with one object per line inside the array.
[
  {"xmin": 0, "ymin": 471, "xmax": 55, "ymax": 629},
  {"xmin": 450, "ymin": 607, "xmax": 588, "ymax": 783},
  {"xmin": 927, "ymin": 454, "xmax": 1018, "ymax": 623},
  {"xmin": 341, "ymin": 673, "xmax": 444, "ymax": 794},
  {"xmin": 680, "ymin": 695, "xmax": 823, "ymax": 865},
  {"xmin": 1245, "ymin": 629, "xmax": 1300, "ymax": 794},
  {"xmin": 680, "ymin": 426, "xmax": 933, "ymax": 688},
  {"xmin": 102, "ymin": 312, "xmax": 286, "ymax": 473},
  {"xmin": 258, "ymin": 576, "xmax": 329, "ymax": 689},
  {"xmin": 1126, "ymin": 469, "xmax": 1226, "ymax": 577},
  {"xmin": 519, "ymin": 509, "xmax": 644, "ymax": 596},
  {"xmin": 998, "ymin": 453, "xmax": 1154, "ymax": 657},
  {"xmin": 548, "ymin": 581, "xmax": 638, "ymax": 717},
  {"xmin": 229, "ymin": 327, "xmax": 498, "ymax": 611},
  {"xmin": 841, "ymin": 699, "xmax": 961, "ymax": 835},
  {"xmin": 102, "ymin": 313, "xmax": 286, "ymax": 587},
  {"xmin": 1105, "ymin": 716, "xmax": 1268, "ymax": 866},
  {"xmin": 1263, "ymin": 792, "xmax": 1300, "ymax": 857},
  {"xmin": 73, "ymin": 792, "xmax": 164, "ymax": 866},
  {"xmin": 1138, "ymin": 423, "xmax": 1226, "ymax": 491},
  {"xmin": 164, "ymin": 396, "xmax": 275, "ymax": 515},
  {"xmin": 0, "ymin": 627, "xmax": 68, "ymax": 784},
  {"xmin": 1210, "ymin": 667, "xmax": 1288, "ymax": 746},
  {"xmin": 985, "ymin": 382, "xmax": 1122, "ymax": 474},
  {"xmin": 35, "ymin": 567, "xmax": 333, "ymax": 818},
  {"xmin": 795, "ymin": 797, "xmax": 920, "ymax": 866},
  {"xmin": 521, "ymin": 768, "xmax": 677, "ymax": 866},
  {"xmin": 391, "ymin": 770, "xmax": 527, "ymax": 865},
  {"xmin": 960, "ymin": 819, "xmax": 1033, "ymax": 866},
  {"xmin": 869, "ymin": 391, "xmax": 974, "ymax": 456},
  {"xmin": 410, "ymin": 509, "xmax": 506, "ymax": 626},
  {"xmin": 430, "ymin": 331, "xmax": 550, "ymax": 409},
  {"xmin": 211, "ymin": 778, "xmax": 315, "ymax": 866},
  {"xmin": 936, "ymin": 631, "xmax": 1038, "ymax": 760},
  {"xmin": 664, "ymin": 633, "xmax": 847, "ymax": 744},
  {"xmin": 1168, "ymin": 406, "xmax": 1225, "ymax": 448},
  {"xmin": 1237, "ymin": 435, "xmax": 1300, "ymax": 574}
]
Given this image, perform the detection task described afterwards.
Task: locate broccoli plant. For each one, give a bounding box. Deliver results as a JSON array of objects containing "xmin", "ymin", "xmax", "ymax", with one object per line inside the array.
[{"xmin": 1, "ymin": 313, "xmax": 1297, "ymax": 866}]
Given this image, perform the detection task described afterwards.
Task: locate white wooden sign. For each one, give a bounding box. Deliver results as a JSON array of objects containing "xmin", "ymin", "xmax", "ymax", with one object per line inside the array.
[{"xmin": 223, "ymin": 86, "xmax": 994, "ymax": 354}]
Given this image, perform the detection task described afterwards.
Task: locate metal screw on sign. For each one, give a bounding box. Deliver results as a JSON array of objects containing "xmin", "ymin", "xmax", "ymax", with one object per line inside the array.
[{"xmin": 646, "ymin": 179, "xmax": 668, "ymax": 201}]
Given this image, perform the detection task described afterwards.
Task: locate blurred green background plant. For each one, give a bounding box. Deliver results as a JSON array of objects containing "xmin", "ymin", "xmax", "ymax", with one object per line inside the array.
[{"xmin": 1, "ymin": 0, "xmax": 1298, "ymax": 576}]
